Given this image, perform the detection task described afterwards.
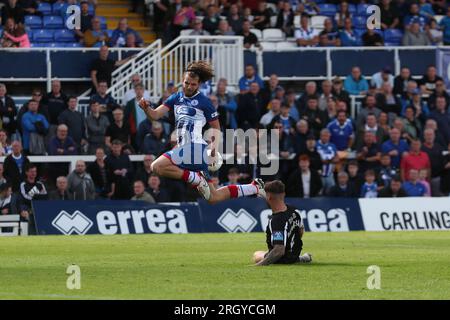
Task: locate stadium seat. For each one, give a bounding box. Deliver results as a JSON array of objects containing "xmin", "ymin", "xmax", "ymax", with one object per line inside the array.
[
  {"xmin": 262, "ymin": 28, "xmax": 285, "ymax": 42},
  {"xmin": 250, "ymin": 28, "xmax": 262, "ymax": 40},
  {"xmin": 317, "ymin": 4, "xmax": 337, "ymax": 17},
  {"xmin": 357, "ymin": 3, "xmax": 372, "ymax": 16},
  {"xmin": 88, "ymin": 4, "xmax": 95, "ymax": 16},
  {"xmin": 54, "ymin": 29, "xmax": 76, "ymax": 42},
  {"xmin": 180, "ymin": 29, "xmax": 193, "ymax": 36},
  {"xmin": 384, "ymin": 29, "xmax": 403, "ymax": 44},
  {"xmin": 26, "ymin": 29, "xmax": 33, "ymax": 41},
  {"xmin": 352, "ymin": 16, "xmax": 368, "ymax": 29},
  {"xmin": 38, "ymin": 2, "xmax": 52, "ymax": 15},
  {"xmin": 260, "ymin": 42, "xmax": 277, "ymax": 50},
  {"xmin": 294, "ymin": 15, "xmax": 300, "ymax": 28},
  {"xmin": 65, "ymin": 42, "xmax": 83, "ymax": 48},
  {"xmin": 311, "ymin": 15, "xmax": 328, "ymax": 29},
  {"xmin": 43, "ymin": 16, "xmax": 64, "ymax": 29},
  {"xmin": 46, "ymin": 42, "xmax": 67, "ymax": 48},
  {"xmin": 33, "ymin": 29, "xmax": 54, "ymax": 42},
  {"xmin": 276, "ymin": 41, "xmax": 297, "ymax": 50},
  {"xmin": 25, "ymin": 15, "xmax": 42, "ymax": 29},
  {"xmin": 98, "ymin": 16, "xmax": 107, "ymax": 30},
  {"xmin": 347, "ymin": 4, "xmax": 357, "ymax": 14},
  {"xmin": 106, "ymin": 29, "xmax": 114, "ymax": 38},
  {"xmin": 52, "ymin": 2, "xmax": 65, "ymax": 15}
]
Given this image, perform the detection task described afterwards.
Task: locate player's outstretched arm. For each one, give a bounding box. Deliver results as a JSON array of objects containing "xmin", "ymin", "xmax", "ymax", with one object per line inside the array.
[
  {"xmin": 255, "ymin": 245, "xmax": 285, "ymax": 266},
  {"xmin": 138, "ymin": 99, "xmax": 169, "ymax": 121}
]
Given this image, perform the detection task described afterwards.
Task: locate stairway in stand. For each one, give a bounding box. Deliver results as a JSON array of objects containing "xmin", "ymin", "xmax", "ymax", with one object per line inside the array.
[{"xmin": 96, "ymin": 0, "xmax": 156, "ymax": 46}]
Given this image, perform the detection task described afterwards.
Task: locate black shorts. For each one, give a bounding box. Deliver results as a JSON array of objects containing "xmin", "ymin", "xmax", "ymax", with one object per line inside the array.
[{"xmin": 264, "ymin": 252, "xmax": 302, "ymax": 264}]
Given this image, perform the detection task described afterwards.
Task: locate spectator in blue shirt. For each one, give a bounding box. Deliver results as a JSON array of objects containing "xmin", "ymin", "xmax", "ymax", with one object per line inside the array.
[
  {"xmin": 344, "ymin": 66, "xmax": 369, "ymax": 95},
  {"xmin": 439, "ymin": 6, "xmax": 450, "ymax": 45},
  {"xmin": 21, "ymin": 100, "xmax": 49, "ymax": 154},
  {"xmin": 403, "ymin": 3, "xmax": 428, "ymax": 30},
  {"xmin": 339, "ymin": 18, "xmax": 359, "ymax": 47},
  {"xmin": 48, "ymin": 124, "xmax": 77, "ymax": 155},
  {"xmin": 360, "ymin": 169, "xmax": 378, "ymax": 198},
  {"xmin": 110, "ymin": 18, "xmax": 143, "ymax": 48},
  {"xmin": 238, "ymin": 64, "xmax": 264, "ymax": 94},
  {"xmin": 327, "ymin": 110, "xmax": 354, "ymax": 151},
  {"xmin": 381, "ymin": 127, "xmax": 409, "ymax": 169},
  {"xmin": 402, "ymin": 168, "xmax": 427, "ymax": 196}
]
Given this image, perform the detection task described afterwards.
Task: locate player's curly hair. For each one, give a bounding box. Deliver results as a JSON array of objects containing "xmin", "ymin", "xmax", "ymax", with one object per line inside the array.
[{"xmin": 185, "ymin": 60, "xmax": 214, "ymax": 83}]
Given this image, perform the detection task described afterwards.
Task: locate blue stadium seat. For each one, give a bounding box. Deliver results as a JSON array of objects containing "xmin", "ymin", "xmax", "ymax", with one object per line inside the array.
[
  {"xmin": 52, "ymin": 2, "xmax": 66, "ymax": 15},
  {"xmin": 384, "ymin": 28, "xmax": 403, "ymax": 44},
  {"xmin": 106, "ymin": 29, "xmax": 114, "ymax": 38},
  {"xmin": 54, "ymin": 29, "xmax": 76, "ymax": 42},
  {"xmin": 347, "ymin": 4, "xmax": 357, "ymax": 14},
  {"xmin": 65, "ymin": 42, "xmax": 83, "ymax": 48},
  {"xmin": 318, "ymin": 4, "xmax": 337, "ymax": 17},
  {"xmin": 352, "ymin": 16, "xmax": 368, "ymax": 29},
  {"xmin": 33, "ymin": 29, "xmax": 54, "ymax": 42},
  {"xmin": 25, "ymin": 15, "xmax": 42, "ymax": 29},
  {"xmin": 98, "ymin": 16, "xmax": 107, "ymax": 30},
  {"xmin": 26, "ymin": 28, "xmax": 33, "ymax": 41},
  {"xmin": 43, "ymin": 16, "xmax": 64, "ymax": 29},
  {"xmin": 38, "ymin": 2, "xmax": 52, "ymax": 15},
  {"xmin": 88, "ymin": 4, "xmax": 95, "ymax": 16},
  {"xmin": 46, "ymin": 42, "xmax": 67, "ymax": 48},
  {"xmin": 357, "ymin": 3, "xmax": 372, "ymax": 16}
]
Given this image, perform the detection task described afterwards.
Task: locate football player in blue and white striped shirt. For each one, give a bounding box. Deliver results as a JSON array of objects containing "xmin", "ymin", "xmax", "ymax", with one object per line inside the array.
[{"xmin": 139, "ymin": 61, "xmax": 265, "ymax": 203}]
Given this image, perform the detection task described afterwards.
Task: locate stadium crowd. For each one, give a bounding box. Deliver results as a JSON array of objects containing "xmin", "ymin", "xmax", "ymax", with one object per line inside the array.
[{"xmin": 2, "ymin": 0, "xmax": 450, "ymax": 47}]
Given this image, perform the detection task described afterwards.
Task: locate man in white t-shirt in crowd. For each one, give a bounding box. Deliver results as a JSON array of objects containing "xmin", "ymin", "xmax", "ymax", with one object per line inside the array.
[
  {"xmin": 260, "ymin": 98, "xmax": 281, "ymax": 127},
  {"xmin": 295, "ymin": 14, "xmax": 319, "ymax": 47},
  {"xmin": 371, "ymin": 67, "xmax": 394, "ymax": 90},
  {"xmin": 124, "ymin": 73, "xmax": 151, "ymax": 104}
]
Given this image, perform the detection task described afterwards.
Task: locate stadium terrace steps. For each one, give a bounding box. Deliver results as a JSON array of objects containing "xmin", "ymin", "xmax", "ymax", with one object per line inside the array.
[{"xmin": 97, "ymin": 0, "xmax": 156, "ymax": 45}]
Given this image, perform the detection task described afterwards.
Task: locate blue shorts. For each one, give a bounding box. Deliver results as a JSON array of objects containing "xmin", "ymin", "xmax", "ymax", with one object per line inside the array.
[{"xmin": 163, "ymin": 143, "xmax": 211, "ymax": 179}]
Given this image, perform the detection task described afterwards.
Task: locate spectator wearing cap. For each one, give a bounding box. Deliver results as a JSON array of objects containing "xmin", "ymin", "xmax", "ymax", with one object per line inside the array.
[
  {"xmin": 124, "ymin": 74, "xmax": 152, "ymax": 104},
  {"xmin": 86, "ymin": 101, "xmax": 110, "ymax": 154},
  {"xmin": 286, "ymin": 154, "xmax": 322, "ymax": 198},
  {"xmin": 344, "ymin": 66, "xmax": 369, "ymax": 96},
  {"xmin": 402, "ymin": 22, "xmax": 431, "ymax": 46},
  {"xmin": 275, "ymin": 1, "xmax": 295, "ymax": 37},
  {"xmin": 393, "ymin": 67, "xmax": 413, "ymax": 97},
  {"xmin": 239, "ymin": 64, "xmax": 264, "ymax": 94},
  {"xmin": 381, "ymin": 127, "xmax": 410, "ymax": 169},
  {"xmin": 331, "ymin": 77, "xmax": 350, "ymax": 107},
  {"xmin": 327, "ymin": 110, "xmax": 354, "ymax": 152},
  {"xmin": 378, "ymin": 176, "xmax": 407, "ymax": 197},
  {"xmin": 295, "ymin": 14, "xmax": 319, "ymax": 47},
  {"xmin": 402, "ymin": 168, "xmax": 427, "ymax": 196},
  {"xmin": 190, "ymin": 18, "xmax": 210, "ymax": 36},
  {"xmin": 371, "ymin": 67, "xmax": 394, "ymax": 90},
  {"xmin": 105, "ymin": 107, "xmax": 131, "ymax": 150},
  {"xmin": 110, "ymin": 18, "xmax": 143, "ymax": 48}
]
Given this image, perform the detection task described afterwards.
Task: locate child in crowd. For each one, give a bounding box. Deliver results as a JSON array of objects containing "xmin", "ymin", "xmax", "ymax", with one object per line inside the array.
[{"xmin": 360, "ymin": 169, "xmax": 378, "ymax": 198}]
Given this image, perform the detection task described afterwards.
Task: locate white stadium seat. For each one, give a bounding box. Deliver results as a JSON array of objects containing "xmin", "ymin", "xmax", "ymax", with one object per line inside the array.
[
  {"xmin": 311, "ymin": 15, "xmax": 329, "ymax": 29},
  {"xmin": 276, "ymin": 41, "xmax": 297, "ymax": 50},
  {"xmin": 270, "ymin": 15, "xmax": 277, "ymax": 27},
  {"xmin": 180, "ymin": 29, "xmax": 193, "ymax": 36},
  {"xmin": 262, "ymin": 28, "xmax": 285, "ymax": 41},
  {"xmin": 260, "ymin": 42, "xmax": 277, "ymax": 50},
  {"xmin": 434, "ymin": 15, "xmax": 444, "ymax": 24},
  {"xmin": 294, "ymin": 15, "xmax": 301, "ymax": 28},
  {"xmin": 250, "ymin": 28, "xmax": 262, "ymax": 40}
]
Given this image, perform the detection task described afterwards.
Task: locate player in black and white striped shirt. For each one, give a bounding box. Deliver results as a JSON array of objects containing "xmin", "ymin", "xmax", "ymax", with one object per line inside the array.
[{"xmin": 253, "ymin": 180, "xmax": 312, "ymax": 266}]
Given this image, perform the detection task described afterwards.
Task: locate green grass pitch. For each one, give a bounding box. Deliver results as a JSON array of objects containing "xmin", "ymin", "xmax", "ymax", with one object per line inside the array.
[{"xmin": 1, "ymin": 231, "xmax": 449, "ymax": 299}]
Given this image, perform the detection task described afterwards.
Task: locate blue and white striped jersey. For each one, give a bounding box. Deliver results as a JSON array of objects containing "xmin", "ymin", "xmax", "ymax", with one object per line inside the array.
[
  {"xmin": 316, "ymin": 140, "xmax": 337, "ymax": 177},
  {"xmin": 164, "ymin": 91, "xmax": 219, "ymax": 146}
]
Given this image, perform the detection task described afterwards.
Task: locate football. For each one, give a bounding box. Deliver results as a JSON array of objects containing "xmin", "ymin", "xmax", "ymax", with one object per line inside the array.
[{"xmin": 207, "ymin": 149, "xmax": 223, "ymax": 172}]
